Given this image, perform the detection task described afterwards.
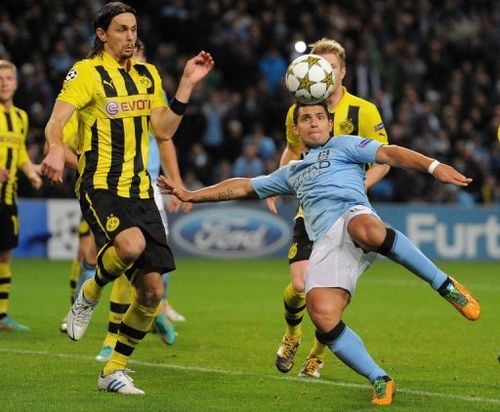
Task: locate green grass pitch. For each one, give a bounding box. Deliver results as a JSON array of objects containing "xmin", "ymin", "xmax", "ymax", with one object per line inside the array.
[{"xmin": 1, "ymin": 259, "xmax": 499, "ymax": 411}]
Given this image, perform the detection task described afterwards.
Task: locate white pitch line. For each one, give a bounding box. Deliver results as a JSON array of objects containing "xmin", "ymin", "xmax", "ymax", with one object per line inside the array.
[{"xmin": 1, "ymin": 348, "xmax": 499, "ymax": 405}]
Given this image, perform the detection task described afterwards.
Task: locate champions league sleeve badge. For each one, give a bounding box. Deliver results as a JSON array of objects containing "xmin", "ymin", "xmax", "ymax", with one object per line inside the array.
[{"xmin": 64, "ymin": 68, "xmax": 78, "ymax": 82}]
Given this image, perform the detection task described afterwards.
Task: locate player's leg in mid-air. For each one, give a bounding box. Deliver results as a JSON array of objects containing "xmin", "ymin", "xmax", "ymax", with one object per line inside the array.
[
  {"xmin": 275, "ymin": 214, "xmax": 327, "ymax": 378},
  {"xmin": 348, "ymin": 211, "xmax": 480, "ymax": 321},
  {"xmin": 60, "ymin": 217, "xmax": 96, "ymax": 332}
]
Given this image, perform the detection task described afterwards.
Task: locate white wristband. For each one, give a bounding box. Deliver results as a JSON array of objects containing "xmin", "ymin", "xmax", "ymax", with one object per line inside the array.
[{"xmin": 427, "ymin": 160, "xmax": 440, "ymax": 175}]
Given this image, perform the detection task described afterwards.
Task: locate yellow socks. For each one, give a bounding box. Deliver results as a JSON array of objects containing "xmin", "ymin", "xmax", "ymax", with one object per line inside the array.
[
  {"xmin": 69, "ymin": 258, "xmax": 80, "ymax": 305},
  {"xmin": 103, "ymin": 300, "xmax": 156, "ymax": 375},
  {"xmin": 0, "ymin": 262, "xmax": 11, "ymax": 317},
  {"xmin": 102, "ymin": 274, "xmax": 133, "ymax": 348},
  {"xmin": 283, "ymin": 282, "xmax": 306, "ymax": 340},
  {"xmin": 307, "ymin": 337, "xmax": 327, "ymax": 361},
  {"xmin": 84, "ymin": 245, "xmax": 131, "ymax": 302}
]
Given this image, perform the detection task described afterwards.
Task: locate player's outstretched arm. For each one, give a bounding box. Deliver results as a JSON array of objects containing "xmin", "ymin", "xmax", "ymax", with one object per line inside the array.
[
  {"xmin": 157, "ymin": 175, "xmax": 257, "ymax": 203},
  {"xmin": 376, "ymin": 144, "xmax": 472, "ymax": 187}
]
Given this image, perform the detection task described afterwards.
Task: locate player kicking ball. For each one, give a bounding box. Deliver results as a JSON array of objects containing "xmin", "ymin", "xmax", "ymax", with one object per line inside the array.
[{"xmin": 157, "ymin": 101, "xmax": 480, "ymax": 406}]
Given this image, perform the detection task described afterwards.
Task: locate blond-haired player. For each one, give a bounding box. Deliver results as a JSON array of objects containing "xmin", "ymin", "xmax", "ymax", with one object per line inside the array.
[{"xmin": 0, "ymin": 60, "xmax": 42, "ymax": 331}]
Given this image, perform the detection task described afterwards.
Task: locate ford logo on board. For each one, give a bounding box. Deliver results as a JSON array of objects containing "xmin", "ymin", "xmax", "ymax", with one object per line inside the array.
[{"xmin": 171, "ymin": 206, "xmax": 291, "ymax": 258}]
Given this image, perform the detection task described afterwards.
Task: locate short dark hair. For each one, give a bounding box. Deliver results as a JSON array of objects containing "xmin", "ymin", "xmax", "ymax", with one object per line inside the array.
[
  {"xmin": 292, "ymin": 101, "xmax": 331, "ymax": 125},
  {"xmin": 88, "ymin": 2, "xmax": 137, "ymax": 58}
]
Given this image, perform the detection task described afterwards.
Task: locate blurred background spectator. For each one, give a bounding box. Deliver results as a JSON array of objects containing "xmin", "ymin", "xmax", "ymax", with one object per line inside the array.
[{"xmin": 1, "ymin": 0, "xmax": 498, "ymax": 204}]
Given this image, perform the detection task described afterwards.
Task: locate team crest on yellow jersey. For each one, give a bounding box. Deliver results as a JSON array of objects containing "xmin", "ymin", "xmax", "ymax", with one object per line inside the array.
[
  {"xmin": 139, "ymin": 75, "xmax": 152, "ymax": 89},
  {"xmin": 340, "ymin": 118, "xmax": 354, "ymax": 134},
  {"xmin": 288, "ymin": 242, "xmax": 298, "ymax": 259},
  {"xmin": 106, "ymin": 214, "xmax": 120, "ymax": 232}
]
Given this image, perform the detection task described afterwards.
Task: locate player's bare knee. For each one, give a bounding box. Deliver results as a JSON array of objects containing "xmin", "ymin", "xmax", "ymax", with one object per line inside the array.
[
  {"xmin": 84, "ymin": 248, "xmax": 97, "ymax": 266},
  {"xmin": 308, "ymin": 310, "xmax": 342, "ymax": 333},
  {"xmin": 290, "ymin": 261, "xmax": 307, "ymax": 292},
  {"xmin": 291, "ymin": 274, "xmax": 305, "ymax": 292},
  {"xmin": 308, "ymin": 302, "xmax": 343, "ymax": 332},
  {"xmin": 114, "ymin": 228, "xmax": 146, "ymax": 262},
  {"xmin": 349, "ymin": 216, "xmax": 386, "ymax": 251},
  {"xmin": 0, "ymin": 250, "xmax": 12, "ymax": 263},
  {"xmin": 134, "ymin": 271, "xmax": 164, "ymax": 307},
  {"xmin": 135, "ymin": 285, "xmax": 163, "ymax": 307},
  {"xmin": 362, "ymin": 225, "xmax": 387, "ymax": 250}
]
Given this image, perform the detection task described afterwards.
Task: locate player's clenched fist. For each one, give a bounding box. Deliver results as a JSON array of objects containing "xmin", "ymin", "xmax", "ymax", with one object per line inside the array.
[{"xmin": 41, "ymin": 144, "xmax": 65, "ymax": 183}]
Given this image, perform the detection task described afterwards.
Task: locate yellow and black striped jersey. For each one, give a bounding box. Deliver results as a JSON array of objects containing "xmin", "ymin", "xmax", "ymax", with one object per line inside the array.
[
  {"xmin": 0, "ymin": 104, "xmax": 29, "ymax": 205},
  {"xmin": 285, "ymin": 86, "xmax": 389, "ymax": 218},
  {"xmin": 58, "ymin": 51, "xmax": 167, "ymax": 199}
]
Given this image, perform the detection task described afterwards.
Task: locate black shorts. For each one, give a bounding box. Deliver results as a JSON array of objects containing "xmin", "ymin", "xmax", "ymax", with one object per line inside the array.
[
  {"xmin": 80, "ymin": 190, "xmax": 175, "ymax": 274},
  {"xmin": 78, "ymin": 215, "xmax": 91, "ymax": 238},
  {"xmin": 288, "ymin": 216, "xmax": 313, "ymax": 264},
  {"xmin": 0, "ymin": 203, "xmax": 18, "ymax": 251}
]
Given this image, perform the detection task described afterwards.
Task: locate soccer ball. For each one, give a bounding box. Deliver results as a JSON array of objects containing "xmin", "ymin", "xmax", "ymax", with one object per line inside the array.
[{"xmin": 285, "ymin": 54, "xmax": 335, "ymax": 104}]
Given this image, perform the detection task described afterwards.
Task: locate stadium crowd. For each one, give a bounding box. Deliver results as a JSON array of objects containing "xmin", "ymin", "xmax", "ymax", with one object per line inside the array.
[{"xmin": 1, "ymin": 0, "xmax": 498, "ymax": 204}]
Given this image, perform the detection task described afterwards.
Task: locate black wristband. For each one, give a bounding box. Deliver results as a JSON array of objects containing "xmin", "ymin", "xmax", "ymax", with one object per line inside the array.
[{"xmin": 169, "ymin": 97, "xmax": 188, "ymax": 116}]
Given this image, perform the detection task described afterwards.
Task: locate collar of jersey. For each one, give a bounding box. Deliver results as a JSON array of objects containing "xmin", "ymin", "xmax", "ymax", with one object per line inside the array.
[
  {"xmin": 98, "ymin": 51, "xmax": 132, "ymax": 71},
  {"xmin": 303, "ymin": 137, "xmax": 333, "ymax": 158},
  {"xmin": 330, "ymin": 86, "xmax": 350, "ymax": 112},
  {"xmin": 0, "ymin": 103, "xmax": 12, "ymax": 113}
]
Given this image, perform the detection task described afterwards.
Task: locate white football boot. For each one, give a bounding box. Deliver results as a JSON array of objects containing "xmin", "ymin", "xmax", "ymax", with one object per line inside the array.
[
  {"xmin": 66, "ymin": 280, "xmax": 98, "ymax": 340},
  {"xmin": 98, "ymin": 370, "xmax": 145, "ymax": 395}
]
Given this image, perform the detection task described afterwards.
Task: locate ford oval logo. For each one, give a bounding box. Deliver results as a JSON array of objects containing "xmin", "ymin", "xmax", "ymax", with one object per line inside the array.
[{"xmin": 171, "ymin": 206, "xmax": 291, "ymax": 258}]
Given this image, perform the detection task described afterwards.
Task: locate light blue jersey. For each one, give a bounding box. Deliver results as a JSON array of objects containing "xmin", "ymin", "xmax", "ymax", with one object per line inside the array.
[
  {"xmin": 148, "ymin": 133, "xmax": 161, "ymax": 182},
  {"xmin": 251, "ymin": 136, "xmax": 382, "ymax": 241}
]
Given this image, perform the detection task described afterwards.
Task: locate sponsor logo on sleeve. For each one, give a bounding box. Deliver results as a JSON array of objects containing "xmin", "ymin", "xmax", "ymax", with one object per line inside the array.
[{"xmin": 374, "ymin": 122, "xmax": 385, "ymax": 131}]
